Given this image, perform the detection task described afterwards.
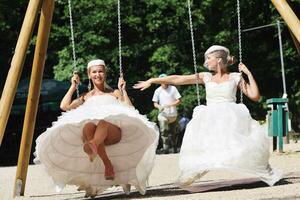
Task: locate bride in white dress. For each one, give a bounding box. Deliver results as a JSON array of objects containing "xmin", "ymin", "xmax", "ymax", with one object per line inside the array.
[
  {"xmin": 134, "ymin": 45, "xmax": 281, "ymax": 186},
  {"xmin": 34, "ymin": 59, "xmax": 159, "ymax": 197}
]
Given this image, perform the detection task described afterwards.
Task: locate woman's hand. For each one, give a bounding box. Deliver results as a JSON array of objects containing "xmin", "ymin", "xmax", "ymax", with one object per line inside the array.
[
  {"xmin": 71, "ymin": 72, "xmax": 80, "ymax": 88},
  {"xmin": 118, "ymin": 76, "xmax": 126, "ymax": 91},
  {"xmin": 133, "ymin": 80, "xmax": 151, "ymax": 91},
  {"xmin": 238, "ymin": 63, "xmax": 251, "ymax": 76}
]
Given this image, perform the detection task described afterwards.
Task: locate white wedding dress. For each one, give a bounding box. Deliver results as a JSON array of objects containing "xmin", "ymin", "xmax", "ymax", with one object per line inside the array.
[
  {"xmin": 178, "ymin": 72, "xmax": 281, "ymax": 186},
  {"xmin": 34, "ymin": 94, "xmax": 159, "ymax": 196}
]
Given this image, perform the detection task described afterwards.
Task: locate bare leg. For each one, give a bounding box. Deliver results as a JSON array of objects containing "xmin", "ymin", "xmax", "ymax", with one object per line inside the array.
[
  {"xmin": 82, "ymin": 122, "xmax": 97, "ymax": 161},
  {"xmin": 92, "ymin": 120, "xmax": 121, "ymax": 162},
  {"xmin": 90, "ymin": 120, "xmax": 121, "ymax": 179},
  {"xmin": 82, "ymin": 122, "xmax": 96, "ymax": 142}
]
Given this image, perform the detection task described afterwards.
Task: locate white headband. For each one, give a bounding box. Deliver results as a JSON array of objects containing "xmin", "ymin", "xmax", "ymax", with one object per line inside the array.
[
  {"xmin": 87, "ymin": 59, "xmax": 106, "ymax": 69},
  {"xmin": 204, "ymin": 45, "xmax": 230, "ymax": 57}
]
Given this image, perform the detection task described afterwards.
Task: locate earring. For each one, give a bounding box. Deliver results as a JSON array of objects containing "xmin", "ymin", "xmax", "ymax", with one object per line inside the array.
[{"xmin": 88, "ymin": 79, "xmax": 91, "ymax": 91}]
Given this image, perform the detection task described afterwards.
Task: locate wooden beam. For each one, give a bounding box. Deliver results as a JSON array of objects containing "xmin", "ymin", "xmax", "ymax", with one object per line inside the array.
[
  {"xmin": 0, "ymin": 0, "xmax": 42, "ymax": 145},
  {"xmin": 14, "ymin": 0, "xmax": 55, "ymax": 196},
  {"xmin": 288, "ymin": 28, "xmax": 300, "ymax": 55},
  {"xmin": 271, "ymin": 0, "xmax": 300, "ymax": 43}
]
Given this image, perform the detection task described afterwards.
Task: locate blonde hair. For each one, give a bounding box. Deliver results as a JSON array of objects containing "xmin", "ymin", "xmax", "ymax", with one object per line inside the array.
[{"xmin": 212, "ymin": 50, "xmax": 236, "ymax": 66}]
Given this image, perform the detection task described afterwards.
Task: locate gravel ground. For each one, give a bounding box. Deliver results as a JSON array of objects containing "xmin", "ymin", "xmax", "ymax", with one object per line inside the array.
[{"xmin": 1, "ymin": 140, "xmax": 300, "ymax": 200}]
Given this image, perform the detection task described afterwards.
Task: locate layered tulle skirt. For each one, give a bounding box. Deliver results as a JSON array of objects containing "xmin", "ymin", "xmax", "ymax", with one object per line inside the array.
[
  {"xmin": 34, "ymin": 95, "xmax": 159, "ymax": 195},
  {"xmin": 178, "ymin": 102, "xmax": 281, "ymax": 186}
]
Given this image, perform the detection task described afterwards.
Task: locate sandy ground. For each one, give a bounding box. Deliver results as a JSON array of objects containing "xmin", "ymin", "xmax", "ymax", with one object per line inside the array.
[{"xmin": 1, "ymin": 140, "xmax": 300, "ymax": 200}]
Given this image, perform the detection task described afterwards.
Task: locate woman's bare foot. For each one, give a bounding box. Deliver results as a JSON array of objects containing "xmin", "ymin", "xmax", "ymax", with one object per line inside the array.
[
  {"xmin": 83, "ymin": 142, "xmax": 98, "ymax": 162},
  {"xmin": 104, "ymin": 163, "xmax": 115, "ymax": 180}
]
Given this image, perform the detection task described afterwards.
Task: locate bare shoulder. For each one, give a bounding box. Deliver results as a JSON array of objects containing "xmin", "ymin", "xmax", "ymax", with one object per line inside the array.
[
  {"xmin": 198, "ymin": 72, "xmax": 210, "ymax": 78},
  {"xmin": 195, "ymin": 72, "xmax": 208, "ymax": 84},
  {"xmin": 82, "ymin": 91, "xmax": 93, "ymax": 101}
]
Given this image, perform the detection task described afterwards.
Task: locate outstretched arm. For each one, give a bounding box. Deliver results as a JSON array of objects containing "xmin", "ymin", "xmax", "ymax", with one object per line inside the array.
[
  {"xmin": 238, "ymin": 63, "xmax": 260, "ymax": 102},
  {"xmin": 60, "ymin": 73, "xmax": 83, "ymax": 111},
  {"xmin": 133, "ymin": 73, "xmax": 205, "ymax": 91}
]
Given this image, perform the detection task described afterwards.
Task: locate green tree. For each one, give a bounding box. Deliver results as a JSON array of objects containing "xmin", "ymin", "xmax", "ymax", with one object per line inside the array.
[{"xmin": 1, "ymin": 0, "xmax": 299, "ymax": 130}]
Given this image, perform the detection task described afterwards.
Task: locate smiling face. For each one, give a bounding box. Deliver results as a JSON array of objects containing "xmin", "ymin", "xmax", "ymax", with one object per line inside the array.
[{"xmin": 88, "ymin": 65, "xmax": 106, "ymax": 86}]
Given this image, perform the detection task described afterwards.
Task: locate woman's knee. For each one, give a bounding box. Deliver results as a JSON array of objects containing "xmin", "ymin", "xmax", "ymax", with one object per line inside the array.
[
  {"xmin": 83, "ymin": 122, "xmax": 96, "ymax": 133},
  {"xmin": 105, "ymin": 124, "xmax": 122, "ymax": 145},
  {"xmin": 97, "ymin": 120, "xmax": 109, "ymax": 128}
]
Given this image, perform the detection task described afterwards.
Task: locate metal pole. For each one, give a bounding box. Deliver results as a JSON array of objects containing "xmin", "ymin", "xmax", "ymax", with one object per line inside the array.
[
  {"xmin": 277, "ymin": 20, "xmax": 287, "ymax": 96},
  {"xmin": 277, "ymin": 104, "xmax": 284, "ymax": 153},
  {"xmin": 0, "ymin": 0, "xmax": 42, "ymax": 145},
  {"xmin": 242, "ymin": 22, "xmax": 284, "ymax": 32},
  {"xmin": 14, "ymin": 0, "xmax": 55, "ymax": 196}
]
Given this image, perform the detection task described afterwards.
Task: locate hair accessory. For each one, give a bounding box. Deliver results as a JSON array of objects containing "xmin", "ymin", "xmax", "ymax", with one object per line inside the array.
[{"xmin": 87, "ymin": 59, "xmax": 106, "ymax": 69}]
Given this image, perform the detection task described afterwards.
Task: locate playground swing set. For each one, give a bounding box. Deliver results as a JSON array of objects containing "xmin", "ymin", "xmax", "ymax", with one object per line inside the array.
[{"xmin": 0, "ymin": 0, "xmax": 299, "ymax": 197}]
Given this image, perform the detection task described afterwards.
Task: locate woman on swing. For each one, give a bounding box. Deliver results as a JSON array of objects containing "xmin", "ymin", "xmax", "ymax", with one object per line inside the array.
[
  {"xmin": 35, "ymin": 59, "xmax": 158, "ymax": 197},
  {"xmin": 134, "ymin": 45, "xmax": 281, "ymax": 186}
]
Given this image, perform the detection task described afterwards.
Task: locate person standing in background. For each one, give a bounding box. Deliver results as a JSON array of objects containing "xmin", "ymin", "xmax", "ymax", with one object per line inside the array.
[{"xmin": 152, "ymin": 73, "xmax": 181, "ymax": 154}]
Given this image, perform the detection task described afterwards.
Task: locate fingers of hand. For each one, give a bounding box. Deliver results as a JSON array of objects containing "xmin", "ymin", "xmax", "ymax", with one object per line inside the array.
[
  {"xmin": 72, "ymin": 77, "xmax": 79, "ymax": 85},
  {"xmin": 133, "ymin": 81, "xmax": 148, "ymax": 91},
  {"xmin": 132, "ymin": 84, "xmax": 138, "ymax": 89},
  {"xmin": 133, "ymin": 82, "xmax": 142, "ymax": 88},
  {"xmin": 238, "ymin": 64, "xmax": 244, "ymax": 72}
]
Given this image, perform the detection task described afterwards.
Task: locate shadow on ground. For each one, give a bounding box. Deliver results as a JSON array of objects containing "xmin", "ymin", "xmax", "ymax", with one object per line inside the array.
[{"xmin": 29, "ymin": 174, "xmax": 300, "ymax": 200}]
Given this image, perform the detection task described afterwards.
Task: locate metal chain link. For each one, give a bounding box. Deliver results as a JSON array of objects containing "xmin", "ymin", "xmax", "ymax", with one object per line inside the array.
[
  {"xmin": 68, "ymin": 0, "xmax": 79, "ymax": 98},
  {"xmin": 117, "ymin": 0, "xmax": 123, "ymax": 77},
  {"xmin": 236, "ymin": 0, "xmax": 243, "ymax": 103},
  {"xmin": 187, "ymin": 0, "xmax": 200, "ymax": 105}
]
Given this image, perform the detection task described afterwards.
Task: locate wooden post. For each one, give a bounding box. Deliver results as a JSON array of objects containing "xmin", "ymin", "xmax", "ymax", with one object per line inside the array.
[
  {"xmin": 271, "ymin": 0, "xmax": 300, "ymax": 43},
  {"xmin": 14, "ymin": 0, "xmax": 55, "ymax": 196},
  {"xmin": 288, "ymin": 28, "xmax": 300, "ymax": 55},
  {"xmin": 0, "ymin": 0, "xmax": 42, "ymax": 145}
]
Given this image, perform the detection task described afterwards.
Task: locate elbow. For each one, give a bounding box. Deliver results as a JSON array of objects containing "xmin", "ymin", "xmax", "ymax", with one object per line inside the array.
[
  {"xmin": 252, "ymin": 94, "xmax": 261, "ymax": 102},
  {"xmin": 60, "ymin": 104, "xmax": 67, "ymax": 111}
]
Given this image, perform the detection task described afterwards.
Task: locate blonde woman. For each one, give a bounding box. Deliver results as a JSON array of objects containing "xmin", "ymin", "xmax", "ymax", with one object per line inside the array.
[{"xmin": 35, "ymin": 59, "xmax": 159, "ymax": 197}]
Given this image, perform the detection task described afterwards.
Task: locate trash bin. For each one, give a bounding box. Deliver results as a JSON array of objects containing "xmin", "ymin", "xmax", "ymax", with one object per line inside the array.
[{"xmin": 267, "ymin": 98, "xmax": 289, "ymax": 152}]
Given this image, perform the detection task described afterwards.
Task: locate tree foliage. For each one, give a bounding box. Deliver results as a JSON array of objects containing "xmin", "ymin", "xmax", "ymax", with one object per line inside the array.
[{"xmin": 1, "ymin": 0, "xmax": 299, "ymax": 130}]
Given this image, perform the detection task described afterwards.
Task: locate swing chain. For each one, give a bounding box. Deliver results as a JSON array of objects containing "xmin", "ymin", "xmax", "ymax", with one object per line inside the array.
[
  {"xmin": 117, "ymin": 0, "xmax": 123, "ymax": 77},
  {"xmin": 187, "ymin": 0, "xmax": 200, "ymax": 106},
  {"xmin": 68, "ymin": 0, "xmax": 79, "ymax": 98},
  {"xmin": 236, "ymin": 0, "xmax": 243, "ymax": 103}
]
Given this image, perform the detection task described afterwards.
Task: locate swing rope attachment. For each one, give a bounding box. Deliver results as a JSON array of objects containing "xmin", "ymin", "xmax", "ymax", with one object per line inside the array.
[
  {"xmin": 187, "ymin": 0, "xmax": 201, "ymax": 105},
  {"xmin": 67, "ymin": 0, "xmax": 80, "ymax": 98},
  {"xmin": 236, "ymin": 0, "xmax": 243, "ymax": 103}
]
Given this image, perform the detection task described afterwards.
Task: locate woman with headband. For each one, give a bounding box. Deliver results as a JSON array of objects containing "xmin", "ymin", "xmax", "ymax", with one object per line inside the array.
[
  {"xmin": 134, "ymin": 45, "xmax": 281, "ymax": 187},
  {"xmin": 35, "ymin": 59, "xmax": 159, "ymax": 197}
]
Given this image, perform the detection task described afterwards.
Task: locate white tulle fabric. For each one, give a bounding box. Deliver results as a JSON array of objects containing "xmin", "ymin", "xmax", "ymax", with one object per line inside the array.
[
  {"xmin": 178, "ymin": 72, "xmax": 281, "ymax": 186},
  {"xmin": 34, "ymin": 95, "xmax": 159, "ymax": 194}
]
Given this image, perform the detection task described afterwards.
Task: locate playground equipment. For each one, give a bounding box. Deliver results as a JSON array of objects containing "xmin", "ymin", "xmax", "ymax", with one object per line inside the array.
[
  {"xmin": 187, "ymin": 0, "xmax": 201, "ymax": 105},
  {"xmin": 267, "ymin": 98, "xmax": 289, "ymax": 153},
  {"xmin": 0, "ymin": 0, "xmax": 299, "ymax": 197}
]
